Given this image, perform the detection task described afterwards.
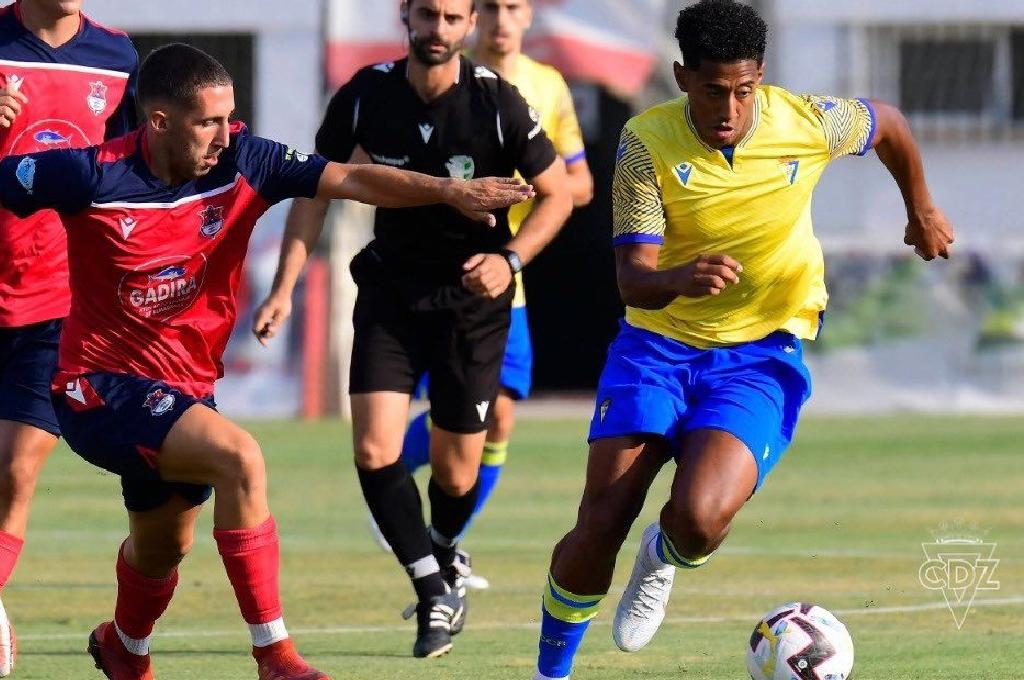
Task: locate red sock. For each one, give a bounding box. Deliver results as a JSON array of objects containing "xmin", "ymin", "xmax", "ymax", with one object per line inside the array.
[
  {"xmin": 0, "ymin": 531, "xmax": 24, "ymax": 590},
  {"xmin": 114, "ymin": 543, "xmax": 178, "ymax": 640},
  {"xmin": 213, "ymin": 516, "xmax": 282, "ymax": 624}
]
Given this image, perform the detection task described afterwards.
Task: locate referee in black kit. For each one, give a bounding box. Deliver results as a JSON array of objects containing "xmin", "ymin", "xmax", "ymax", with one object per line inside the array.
[{"xmin": 254, "ymin": 0, "xmax": 572, "ymax": 659}]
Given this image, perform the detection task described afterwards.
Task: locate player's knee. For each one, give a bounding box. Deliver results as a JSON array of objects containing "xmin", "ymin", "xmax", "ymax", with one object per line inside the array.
[
  {"xmin": 432, "ymin": 466, "xmax": 478, "ymax": 497},
  {"xmin": 353, "ymin": 437, "xmax": 400, "ymax": 470},
  {"xmin": 0, "ymin": 445, "xmax": 45, "ymax": 504},
  {"xmin": 215, "ymin": 433, "xmax": 266, "ymax": 491},
  {"xmin": 661, "ymin": 495, "xmax": 735, "ymax": 557}
]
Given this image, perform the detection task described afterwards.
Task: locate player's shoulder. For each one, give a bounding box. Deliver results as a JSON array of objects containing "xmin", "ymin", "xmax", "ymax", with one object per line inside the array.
[
  {"xmin": 79, "ymin": 13, "xmax": 138, "ymax": 72},
  {"xmin": 626, "ymin": 96, "xmax": 688, "ymax": 144},
  {"xmin": 759, "ymin": 84, "xmax": 829, "ymax": 128},
  {"xmin": 348, "ymin": 58, "xmax": 404, "ymax": 89},
  {"xmin": 517, "ymin": 54, "xmax": 568, "ymax": 89}
]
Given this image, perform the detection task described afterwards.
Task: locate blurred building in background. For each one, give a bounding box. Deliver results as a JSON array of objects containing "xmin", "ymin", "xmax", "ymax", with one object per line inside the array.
[{"xmin": 82, "ymin": 0, "xmax": 1024, "ymax": 416}]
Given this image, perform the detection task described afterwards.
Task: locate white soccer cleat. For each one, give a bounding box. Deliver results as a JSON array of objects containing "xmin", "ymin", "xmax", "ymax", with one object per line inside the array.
[
  {"xmin": 465, "ymin": 573, "xmax": 490, "ymax": 591},
  {"xmin": 0, "ymin": 596, "xmax": 15, "ymax": 676},
  {"xmin": 612, "ymin": 522, "xmax": 675, "ymax": 653}
]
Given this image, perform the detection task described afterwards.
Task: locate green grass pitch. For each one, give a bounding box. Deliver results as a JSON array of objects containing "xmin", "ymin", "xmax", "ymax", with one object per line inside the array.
[{"xmin": 7, "ymin": 416, "xmax": 1022, "ymax": 678}]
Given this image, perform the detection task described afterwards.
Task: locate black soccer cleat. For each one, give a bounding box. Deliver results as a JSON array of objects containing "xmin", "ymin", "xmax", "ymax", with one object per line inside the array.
[{"xmin": 405, "ymin": 590, "xmax": 464, "ymax": 659}]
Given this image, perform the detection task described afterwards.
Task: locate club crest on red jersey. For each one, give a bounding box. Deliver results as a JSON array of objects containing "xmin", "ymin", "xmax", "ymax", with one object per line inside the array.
[
  {"xmin": 118, "ymin": 254, "xmax": 208, "ymax": 321},
  {"xmin": 198, "ymin": 205, "xmax": 225, "ymax": 238},
  {"xmin": 143, "ymin": 388, "xmax": 175, "ymax": 416},
  {"xmin": 87, "ymin": 81, "xmax": 108, "ymax": 115}
]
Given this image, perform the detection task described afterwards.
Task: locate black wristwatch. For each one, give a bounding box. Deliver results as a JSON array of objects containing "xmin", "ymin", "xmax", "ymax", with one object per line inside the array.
[{"xmin": 500, "ymin": 249, "xmax": 523, "ymax": 274}]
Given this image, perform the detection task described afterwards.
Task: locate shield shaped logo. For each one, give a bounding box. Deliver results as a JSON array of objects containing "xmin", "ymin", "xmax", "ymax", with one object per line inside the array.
[
  {"xmin": 445, "ymin": 155, "xmax": 475, "ymax": 180},
  {"xmin": 87, "ymin": 81, "xmax": 108, "ymax": 115},
  {"xmin": 198, "ymin": 205, "xmax": 225, "ymax": 238}
]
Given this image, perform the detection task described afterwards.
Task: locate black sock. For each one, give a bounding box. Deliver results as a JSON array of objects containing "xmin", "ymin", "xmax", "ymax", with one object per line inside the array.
[
  {"xmin": 428, "ymin": 477, "xmax": 480, "ymax": 569},
  {"xmin": 358, "ymin": 461, "xmax": 445, "ymax": 601}
]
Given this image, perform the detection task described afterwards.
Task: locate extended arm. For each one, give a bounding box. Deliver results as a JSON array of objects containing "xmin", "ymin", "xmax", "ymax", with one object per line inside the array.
[
  {"xmin": 315, "ymin": 161, "xmax": 533, "ymax": 219},
  {"xmin": 870, "ymin": 100, "xmax": 955, "ymax": 260}
]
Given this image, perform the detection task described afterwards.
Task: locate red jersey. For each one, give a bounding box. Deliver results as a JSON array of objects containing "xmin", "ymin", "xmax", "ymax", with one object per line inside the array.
[
  {"xmin": 0, "ymin": 2, "xmax": 137, "ymax": 327},
  {"xmin": 0, "ymin": 123, "xmax": 327, "ymax": 397}
]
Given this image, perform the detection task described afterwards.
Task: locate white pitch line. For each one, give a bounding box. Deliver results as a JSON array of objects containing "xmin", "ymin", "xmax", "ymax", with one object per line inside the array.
[{"xmin": 16, "ymin": 595, "xmax": 1024, "ymax": 643}]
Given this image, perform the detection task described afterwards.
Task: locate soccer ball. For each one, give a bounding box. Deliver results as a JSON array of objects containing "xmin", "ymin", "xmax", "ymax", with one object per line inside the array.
[{"xmin": 746, "ymin": 602, "xmax": 854, "ymax": 680}]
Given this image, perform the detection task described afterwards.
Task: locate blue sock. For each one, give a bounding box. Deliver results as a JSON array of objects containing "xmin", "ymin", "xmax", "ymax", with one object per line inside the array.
[
  {"xmin": 400, "ymin": 411, "xmax": 431, "ymax": 474},
  {"xmin": 536, "ymin": 574, "xmax": 604, "ymax": 679},
  {"xmin": 468, "ymin": 439, "xmax": 507, "ymax": 523}
]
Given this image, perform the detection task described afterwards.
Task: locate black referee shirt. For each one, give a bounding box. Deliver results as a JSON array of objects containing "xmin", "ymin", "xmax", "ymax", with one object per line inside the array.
[{"xmin": 316, "ymin": 56, "xmax": 558, "ymax": 281}]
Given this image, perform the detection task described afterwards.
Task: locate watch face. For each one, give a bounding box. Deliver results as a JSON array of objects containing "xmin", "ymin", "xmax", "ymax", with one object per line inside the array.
[{"xmin": 506, "ymin": 251, "xmax": 523, "ymax": 273}]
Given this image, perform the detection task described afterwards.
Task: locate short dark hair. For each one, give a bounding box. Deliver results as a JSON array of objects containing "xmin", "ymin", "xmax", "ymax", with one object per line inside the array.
[
  {"xmin": 675, "ymin": 0, "xmax": 768, "ymax": 69},
  {"xmin": 138, "ymin": 43, "xmax": 233, "ymax": 109},
  {"xmin": 408, "ymin": 0, "xmax": 475, "ymax": 13}
]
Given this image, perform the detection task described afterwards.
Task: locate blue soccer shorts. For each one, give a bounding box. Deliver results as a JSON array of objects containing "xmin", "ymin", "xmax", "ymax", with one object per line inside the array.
[
  {"xmin": 588, "ymin": 321, "xmax": 813, "ymax": 489},
  {"xmin": 52, "ymin": 372, "xmax": 215, "ymax": 512},
  {"xmin": 0, "ymin": 319, "xmax": 62, "ymax": 435},
  {"xmin": 499, "ymin": 304, "xmax": 533, "ymax": 400}
]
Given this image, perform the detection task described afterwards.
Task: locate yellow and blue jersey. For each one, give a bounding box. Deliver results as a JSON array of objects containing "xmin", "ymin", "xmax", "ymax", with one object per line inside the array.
[
  {"xmin": 612, "ymin": 85, "xmax": 876, "ymax": 348},
  {"xmin": 505, "ymin": 54, "xmax": 586, "ymax": 308}
]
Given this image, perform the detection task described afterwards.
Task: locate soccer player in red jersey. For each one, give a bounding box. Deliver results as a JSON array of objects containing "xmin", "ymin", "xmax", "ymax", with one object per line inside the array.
[
  {"xmin": 0, "ymin": 43, "xmax": 531, "ymax": 680},
  {"xmin": 0, "ymin": 1, "xmax": 138, "ymax": 674}
]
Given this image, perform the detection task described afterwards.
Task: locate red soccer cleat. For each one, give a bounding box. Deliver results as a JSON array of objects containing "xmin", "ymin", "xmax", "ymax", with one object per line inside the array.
[
  {"xmin": 87, "ymin": 621, "xmax": 154, "ymax": 680},
  {"xmin": 253, "ymin": 638, "xmax": 330, "ymax": 680}
]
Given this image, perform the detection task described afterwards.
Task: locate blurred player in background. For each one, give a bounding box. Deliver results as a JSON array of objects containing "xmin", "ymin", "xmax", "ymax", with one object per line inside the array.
[
  {"xmin": 0, "ymin": 0, "xmax": 137, "ymax": 674},
  {"xmin": 254, "ymin": 0, "xmax": 571, "ymax": 660},
  {"xmin": 0, "ymin": 42, "xmax": 530, "ymax": 680},
  {"xmin": 392, "ymin": 0, "xmax": 594, "ymax": 591},
  {"xmin": 530, "ymin": 1, "xmax": 956, "ymax": 678}
]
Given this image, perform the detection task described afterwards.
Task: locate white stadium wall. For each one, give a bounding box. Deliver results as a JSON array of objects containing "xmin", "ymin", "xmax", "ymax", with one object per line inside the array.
[{"xmin": 85, "ymin": 0, "xmax": 324, "ymax": 417}]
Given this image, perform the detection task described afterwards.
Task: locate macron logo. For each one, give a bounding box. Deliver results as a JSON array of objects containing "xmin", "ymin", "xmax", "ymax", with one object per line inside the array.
[
  {"xmin": 66, "ymin": 380, "xmax": 86, "ymax": 405},
  {"xmin": 476, "ymin": 401, "xmax": 490, "ymax": 422},
  {"xmin": 119, "ymin": 216, "xmax": 138, "ymax": 240},
  {"xmin": 419, "ymin": 123, "xmax": 434, "ymax": 144}
]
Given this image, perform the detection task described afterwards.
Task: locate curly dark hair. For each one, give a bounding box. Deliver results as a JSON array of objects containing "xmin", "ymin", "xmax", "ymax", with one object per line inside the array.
[{"xmin": 675, "ymin": 0, "xmax": 768, "ymax": 68}]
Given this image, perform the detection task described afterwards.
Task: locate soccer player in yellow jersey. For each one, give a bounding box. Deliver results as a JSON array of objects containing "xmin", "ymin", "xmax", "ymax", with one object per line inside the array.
[
  {"xmin": 395, "ymin": 0, "xmax": 594, "ymax": 589},
  {"xmin": 531, "ymin": 2, "xmax": 955, "ymax": 678}
]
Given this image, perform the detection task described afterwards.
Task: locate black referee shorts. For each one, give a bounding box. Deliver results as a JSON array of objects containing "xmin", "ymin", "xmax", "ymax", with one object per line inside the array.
[{"xmin": 349, "ymin": 269, "xmax": 512, "ymax": 435}]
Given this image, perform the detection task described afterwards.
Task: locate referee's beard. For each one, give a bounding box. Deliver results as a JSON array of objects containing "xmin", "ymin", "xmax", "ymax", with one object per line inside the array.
[{"xmin": 409, "ymin": 31, "xmax": 465, "ymax": 66}]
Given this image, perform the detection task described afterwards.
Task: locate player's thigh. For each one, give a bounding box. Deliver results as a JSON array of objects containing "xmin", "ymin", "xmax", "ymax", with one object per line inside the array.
[
  {"xmin": 52, "ymin": 373, "xmax": 215, "ymax": 513},
  {"xmin": 667, "ymin": 429, "xmax": 758, "ymax": 534},
  {"xmin": 158, "ymin": 404, "xmax": 264, "ymax": 488},
  {"xmin": 684, "ymin": 343, "xmax": 811, "ymax": 491},
  {"xmin": 427, "ymin": 296, "xmax": 510, "ymax": 435},
  {"xmin": 351, "ymin": 392, "xmax": 411, "ymax": 470},
  {"xmin": 0, "ymin": 419, "xmax": 57, "ymax": 479},
  {"xmin": 487, "ymin": 390, "xmax": 517, "ymax": 443},
  {"xmin": 349, "ymin": 283, "xmax": 424, "ymax": 398},
  {"xmin": 575, "ymin": 435, "xmax": 669, "ymax": 536}
]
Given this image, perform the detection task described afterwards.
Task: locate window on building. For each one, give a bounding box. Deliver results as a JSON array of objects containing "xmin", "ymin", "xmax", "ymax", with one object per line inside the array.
[{"xmin": 869, "ymin": 26, "xmax": 1024, "ymax": 141}]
